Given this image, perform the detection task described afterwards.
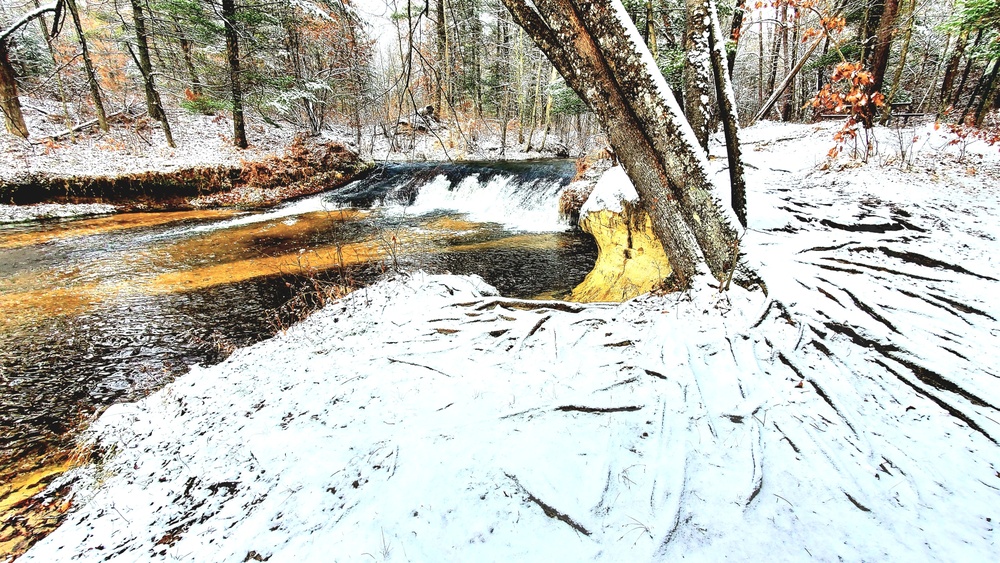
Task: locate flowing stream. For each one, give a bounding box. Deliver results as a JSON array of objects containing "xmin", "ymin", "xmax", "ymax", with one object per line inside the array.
[{"xmin": 0, "ymin": 160, "xmax": 596, "ymax": 477}]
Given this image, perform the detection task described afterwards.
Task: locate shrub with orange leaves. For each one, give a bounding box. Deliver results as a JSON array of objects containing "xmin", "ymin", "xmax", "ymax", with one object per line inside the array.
[
  {"xmin": 941, "ymin": 121, "xmax": 1000, "ymax": 161},
  {"xmin": 810, "ymin": 62, "xmax": 887, "ymax": 160}
]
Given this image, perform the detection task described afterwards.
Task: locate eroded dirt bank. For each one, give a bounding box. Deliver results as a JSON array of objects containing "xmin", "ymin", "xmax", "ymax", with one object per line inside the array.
[{"xmin": 1, "ymin": 137, "xmax": 373, "ymax": 213}]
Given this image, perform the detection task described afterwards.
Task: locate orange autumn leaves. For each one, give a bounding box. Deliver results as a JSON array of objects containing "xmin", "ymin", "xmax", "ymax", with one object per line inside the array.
[{"xmin": 810, "ymin": 62, "xmax": 887, "ymax": 158}]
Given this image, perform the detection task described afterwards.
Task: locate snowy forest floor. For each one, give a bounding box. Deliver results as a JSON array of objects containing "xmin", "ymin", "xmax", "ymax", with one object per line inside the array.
[{"xmin": 12, "ymin": 120, "xmax": 1000, "ymax": 561}]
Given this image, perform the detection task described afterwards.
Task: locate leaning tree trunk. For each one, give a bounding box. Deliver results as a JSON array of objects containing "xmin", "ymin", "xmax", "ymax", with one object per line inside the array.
[
  {"xmin": 750, "ymin": 34, "xmax": 823, "ymax": 125},
  {"xmin": 501, "ymin": 0, "xmax": 747, "ymax": 288},
  {"xmin": 726, "ymin": 0, "xmax": 746, "ymax": 75},
  {"xmin": 973, "ymin": 60, "xmax": 1000, "ymax": 127},
  {"xmin": 0, "ymin": 1, "xmax": 62, "ymax": 138},
  {"xmin": 951, "ymin": 30, "xmax": 983, "ymax": 110},
  {"xmin": 221, "ymin": 0, "xmax": 248, "ymax": 148},
  {"xmin": 940, "ymin": 31, "xmax": 967, "ymax": 109},
  {"xmin": 66, "ymin": 0, "xmax": 108, "ymax": 132},
  {"xmin": 0, "ymin": 39, "xmax": 28, "ymax": 138},
  {"xmin": 684, "ymin": 0, "xmax": 714, "ymax": 150},
  {"xmin": 707, "ymin": 0, "xmax": 747, "ymax": 227},
  {"xmin": 129, "ymin": 0, "xmax": 174, "ymax": 147}
]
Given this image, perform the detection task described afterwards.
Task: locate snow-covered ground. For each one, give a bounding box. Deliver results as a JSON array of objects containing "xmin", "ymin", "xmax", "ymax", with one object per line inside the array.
[
  {"xmin": 0, "ymin": 99, "xmax": 579, "ymax": 187},
  {"xmin": 0, "ymin": 203, "xmax": 116, "ymax": 224},
  {"xmin": 17, "ymin": 121, "xmax": 1000, "ymax": 561}
]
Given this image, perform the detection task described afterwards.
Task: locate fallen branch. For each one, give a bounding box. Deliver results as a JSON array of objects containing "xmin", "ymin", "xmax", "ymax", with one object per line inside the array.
[
  {"xmin": 472, "ymin": 298, "xmax": 586, "ymax": 313},
  {"xmin": 525, "ymin": 315, "xmax": 550, "ymax": 339},
  {"xmin": 504, "ymin": 472, "xmax": 591, "ymax": 536},
  {"xmin": 0, "ymin": 3, "xmax": 57, "ymax": 42},
  {"xmin": 555, "ymin": 405, "xmax": 642, "ymax": 414},
  {"xmin": 40, "ymin": 109, "xmax": 129, "ymax": 142}
]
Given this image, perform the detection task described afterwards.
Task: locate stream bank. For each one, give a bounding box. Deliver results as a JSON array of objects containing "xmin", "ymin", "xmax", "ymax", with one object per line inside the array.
[{"xmin": 0, "ymin": 137, "xmax": 372, "ymax": 213}]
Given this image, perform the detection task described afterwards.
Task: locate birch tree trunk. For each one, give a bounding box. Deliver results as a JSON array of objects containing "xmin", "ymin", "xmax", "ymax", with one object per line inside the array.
[{"xmin": 500, "ymin": 0, "xmax": 750, "ymax": 288}]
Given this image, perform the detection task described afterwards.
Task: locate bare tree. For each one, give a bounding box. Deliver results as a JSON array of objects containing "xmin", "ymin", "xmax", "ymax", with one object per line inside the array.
[
  {"xmin": 127, "ymin": 0, "xmax": 174, "ymax": 146},
  {"xmin": 221, "ymin": 0, "xmax": 247, "ymax": 148},
  {"xmin": 66, "ymin": 0, "xmax": 109, "ymax": 132}
]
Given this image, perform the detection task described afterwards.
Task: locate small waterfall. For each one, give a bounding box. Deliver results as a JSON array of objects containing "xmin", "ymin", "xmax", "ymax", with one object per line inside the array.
[{"xmin": 327, "ymin": 160, "xmax": 576, "ymax": 232}]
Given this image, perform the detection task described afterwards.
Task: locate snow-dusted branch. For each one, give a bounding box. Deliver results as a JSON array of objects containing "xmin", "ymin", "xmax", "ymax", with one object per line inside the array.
[{"xmin": 0, "ymin": 2, "xmax": 58, "ymax": 43}]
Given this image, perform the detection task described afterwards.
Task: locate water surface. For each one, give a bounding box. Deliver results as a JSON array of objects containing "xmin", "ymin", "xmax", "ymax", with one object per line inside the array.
[{"xmin": 0, "ymin": 160, "xmax": 595, "ymax": 473}]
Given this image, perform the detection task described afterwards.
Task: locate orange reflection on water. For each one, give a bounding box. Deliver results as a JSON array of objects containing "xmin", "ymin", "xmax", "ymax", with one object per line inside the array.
[
  {"xmin": 0, "ymin": 287, "xmax": 102, "ymax": 331},
  {"xmin": 140, "ymin": 241, "xmax": 383, "ymax": 294},
  {"xmin": 0, "ymin": 210, "xmax": 241, "ymax": 250},
  {"xmin": 448, "ymin": 232, "xmax": 564, "ymax": 252}
]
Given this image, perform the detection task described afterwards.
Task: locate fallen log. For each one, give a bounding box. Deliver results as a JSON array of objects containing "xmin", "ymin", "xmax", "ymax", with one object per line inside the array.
[{"xmin": 39, "ymin": 109, "xmax": 129, "ymax": 142}]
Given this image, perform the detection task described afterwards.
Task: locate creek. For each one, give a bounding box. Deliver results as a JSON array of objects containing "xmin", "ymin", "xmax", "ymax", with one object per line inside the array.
[{"xmin": 0, "ymin": 160, "xmax": 596, "ymax": 476}]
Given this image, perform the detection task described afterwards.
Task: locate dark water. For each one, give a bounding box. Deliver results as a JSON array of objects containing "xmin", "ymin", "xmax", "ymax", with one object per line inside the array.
[{"xmin": 0, "ymin": 160, "xmax": 595, "ymax": 470}]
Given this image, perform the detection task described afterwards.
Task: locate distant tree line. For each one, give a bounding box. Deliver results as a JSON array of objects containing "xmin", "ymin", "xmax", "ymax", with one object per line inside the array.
[{"xmin": 1, "ymin": 0, "xmax": 997, "ymax": 149}]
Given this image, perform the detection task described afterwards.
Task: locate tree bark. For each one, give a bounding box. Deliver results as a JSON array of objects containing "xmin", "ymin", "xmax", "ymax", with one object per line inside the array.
[
  {"xmin": 977, "ymin": 61, "xmax": 1000, "ymax": 126},
  {"xmin": 0, "ymin": 39, "xmax": 28, "ymax": 138},
  {"xmin": 34, "ymin": 0, "xmax": 74, "ymax": 137},
  {"xmin": 765, "ymin": 3, "xmax": 784, "ymax": 97},
  {"xmin": 868, "ymin": 0, "xmax": 899, "ymax": 95},
  {"xmin": 757, "ymin": 11, "xmax": 764, "ymax": 106},
  {"xmin": 129, "ymin": 0, "xmax": 174, "ymax": 147},
  {"xmin": 726, "ymin": 0, "xmax": 746, "ymax": 75},
  {"xmin": 645, "ymin": 0, "xmax": 657, "ymax": 59},
  {"xmin": 221, "ymin": 0, "xmax": 248, "ymax": 148},
  {"xmin": 952, "ymin": 30, "xmax": 983, "ymax": 110},
  {"xmin": 66, "ymin": 0, "xmax": 108, "ymax": 132},
  {"xmin": 501, "ymin": 0, "xmax": 747, "ymax": 288},
  {"xmin": 778, "ymin": 5, "xmax": 791, "ymax": 120},
  {"xmin": 684, "ymin": 0, "xmax": 713, "ymax": 150},
  {"xmin": 707, "ymin": 0, "xmax": 746, "ymax": 227},
  {"xmin": 435, "ymin": 0, "xmax": 447, "ymax": 109},
  {"xmin": 880, "ymin": 0, "xmax": 913, "ymax": 125},
  {"xmin": 175, "ymin": 21, "xmax": 202, "ymax": 95},
  {"xmin": 940, "ymin": 31, "xmax": 966, "ymax": 108},
  {"xmin": 0, "ymin": 1, "xmax": 59, "ymax": 138},
  {"xmin": 750, "ymin": 34, "xmax": 823, "ymax": 125}
]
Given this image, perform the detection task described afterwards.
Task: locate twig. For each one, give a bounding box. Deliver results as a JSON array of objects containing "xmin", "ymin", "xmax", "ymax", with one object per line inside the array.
[{"xmin": 387, "ymin": 357, "xmax": 452, "ymax": 377}]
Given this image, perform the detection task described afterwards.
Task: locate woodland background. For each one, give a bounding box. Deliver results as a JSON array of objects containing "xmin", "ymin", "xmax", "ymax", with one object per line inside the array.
[{"xmin": 1, "ymin": 0, "xmax": 998, "ymax": 156}]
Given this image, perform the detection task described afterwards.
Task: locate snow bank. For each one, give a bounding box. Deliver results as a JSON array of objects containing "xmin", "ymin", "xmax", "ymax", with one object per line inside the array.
[
  {"xmin": 578, "ymin": 166, "xmax": 637, "ymax": 218},
  {"xmin": 0, "ymin": 203, "xmax": 116, "ymax": 224}
]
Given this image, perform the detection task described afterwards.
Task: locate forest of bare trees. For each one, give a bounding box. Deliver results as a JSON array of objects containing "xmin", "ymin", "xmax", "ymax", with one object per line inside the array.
[{"xmin": 0, "ymin": 0, "xmax": 997, "ymax": 151}]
